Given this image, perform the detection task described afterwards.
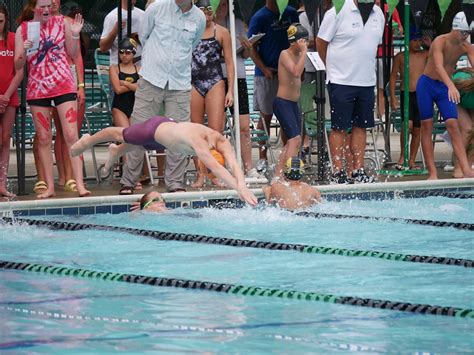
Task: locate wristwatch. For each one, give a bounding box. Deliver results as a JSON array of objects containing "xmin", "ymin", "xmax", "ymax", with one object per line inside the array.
[{"xmin": 77, "ymin": 83, "xmax": 85, "ymax": 89}]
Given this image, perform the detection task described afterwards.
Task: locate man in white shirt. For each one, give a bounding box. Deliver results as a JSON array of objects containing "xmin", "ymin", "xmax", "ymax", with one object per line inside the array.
[
  {"xmin": 99, "ymin": 0, "xmax": 144, "ymax": 65},
  {"xmin": 317, "ymin": 0, "xmax": 384, "ymax": 184}
]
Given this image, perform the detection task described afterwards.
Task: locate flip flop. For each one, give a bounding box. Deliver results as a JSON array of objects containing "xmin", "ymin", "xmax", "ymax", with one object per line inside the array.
[
  {"xmin": 119, "ymin": 185, "xmax": 134, "ymax": 195},
  {"xmin": 33, "ymin": 181, "xmax": 48, "ymax": 193},
  {"xmin": 63, "ymin": 179, "xmax": 78, "ymax": 192}
]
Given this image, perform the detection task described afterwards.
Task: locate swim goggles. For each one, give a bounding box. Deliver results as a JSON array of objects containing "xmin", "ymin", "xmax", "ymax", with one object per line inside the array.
[
  {"xmin": 142, "ymin": 196, "xmax": 166, "ymax": 210},
  {"xmin": 119, "ymin": 49, "xmax": 136, "ymax": 55},
  {"xmin": 199, "ymin": 6, "xmax": 213, "ymax": 14}
]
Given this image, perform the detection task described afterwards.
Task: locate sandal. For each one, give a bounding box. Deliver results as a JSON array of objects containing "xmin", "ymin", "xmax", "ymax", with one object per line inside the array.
[
  {"xmin": 33, "ymin": 181, "xmax": 48, "ymax": 193},
  {"xmin": 63, "ymin": 179, "xmax": 78, "ymax": 192},
  {"xmin": 119, "ymin": 185, "xmax": 134, "ymax": 195}
]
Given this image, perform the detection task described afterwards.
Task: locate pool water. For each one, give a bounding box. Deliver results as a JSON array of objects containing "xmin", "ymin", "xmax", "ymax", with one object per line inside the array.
[{"xmin": 0, "ymin": 196, "xmax": 473, "ymax": 353}]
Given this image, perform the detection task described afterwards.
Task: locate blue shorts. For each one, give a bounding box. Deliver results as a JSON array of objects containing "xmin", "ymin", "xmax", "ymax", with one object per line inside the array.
[
  {"xmin": 273, "ymin": 97, "xmax": 302, "ymax": 139},
  {"xmin": 416, "ymin": 74, "xmax": 458, "ymax": 121},
  {"xmin": 328, "ymin": 83, "xmax": 375, "ymax": 131}
]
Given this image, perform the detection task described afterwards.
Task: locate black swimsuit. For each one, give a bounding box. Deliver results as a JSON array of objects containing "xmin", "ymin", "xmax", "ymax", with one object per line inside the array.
[
  {"xmin": 111, "ymin": 64, "xmax": 139, "ymax": 118},
  {"xmin": 191, "ymin": 25, "xmax": 224, "ymax": 97}
]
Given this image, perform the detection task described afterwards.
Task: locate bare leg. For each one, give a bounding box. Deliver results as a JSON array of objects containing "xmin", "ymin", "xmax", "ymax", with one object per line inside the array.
[
  {"xmin": 30, "ymin": 106, "xmax": 56, "ymax": 199},
  {"xmin": 190, "ymin": 87, "xmax": 206, "ymax": 187},
  {"xmin": 350, "ymin": 126, "xmax": 367, "ymax": 171},
  {"xmin": 0, "ymin": 106, "xmax": 16, "ymax": 197},
  {"xmin": 275, "ymin": 136, "xmax": 301, "ymax": 177},
  {"xmin": 239, "ymin": 113, "xmax": 252, "ymax": 173},
  {"xmin": 453, "ymin": 107, "xmax": 473, "ymax": 178},
  {"xmin": 71, "ymin": 126, "xmax": 125, "ymax": 156},
  {"xmin": 329, "ymin": 129, "xmax": 345, "ymax": 172},
  {"xmin": 258, "ymin": 113, "xmax": 272, "ymax": 160},
  {"xmin": 421, "ymin": 119, "xmax": 437, "ymax": 179},
  {"xmin": 409, "ymin": 126, "xmax": 421, "ymax": 168},
  {"xmin": 445, "ymin": 118, "xmax": 474, "ymax": 178},
  {"xmin": 104, "ymin": 143, "xmax": 137, "ymax": 172}
]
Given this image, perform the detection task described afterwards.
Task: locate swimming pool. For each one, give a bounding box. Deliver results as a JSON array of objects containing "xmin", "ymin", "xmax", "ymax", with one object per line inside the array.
[{"xmin": 0, "ymin": 182, "xmax": 473, "ymax": 352}]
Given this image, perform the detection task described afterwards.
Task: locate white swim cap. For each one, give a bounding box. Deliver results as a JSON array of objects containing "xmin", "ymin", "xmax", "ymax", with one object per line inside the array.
[{"xmin": 452, "ymin": 11, "xmax": 470, "ymax": 31}]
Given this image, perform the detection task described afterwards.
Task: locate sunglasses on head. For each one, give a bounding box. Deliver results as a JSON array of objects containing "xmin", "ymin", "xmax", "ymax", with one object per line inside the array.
[
  {"xmin": 119, "ymin": 49, "xmax": 135, "ymax": 55},
  {"xmin": 199, "ymin": 6, "xmax": 213, "ymax": 14},
  {"xmin": 142, "ymin": 196, "xmax": 166, "ymax": 210}
]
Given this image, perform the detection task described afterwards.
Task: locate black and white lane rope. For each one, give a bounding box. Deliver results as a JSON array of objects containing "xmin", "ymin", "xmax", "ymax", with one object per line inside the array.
[
  {"xmin": 294, "ymin": 212, "xmax": 474, "ymax": 231},
  {"xmin": 2, "ymin": 217, "xmax": 473, "ymax": 268},
  {"xmin": 0, "ymin": 260, "xmax": 472, "ymax": 318}
]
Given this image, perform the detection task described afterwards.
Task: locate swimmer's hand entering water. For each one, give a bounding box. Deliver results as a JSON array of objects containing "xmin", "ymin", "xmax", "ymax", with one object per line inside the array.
[{"xmin": 237, "ymin": 182, "xmax": 258, "ymax": 206}]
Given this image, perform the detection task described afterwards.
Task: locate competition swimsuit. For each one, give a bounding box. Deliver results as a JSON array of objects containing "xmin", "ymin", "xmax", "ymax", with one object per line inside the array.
[
  {"xmin": 122, "ymin": 116, "xmax": 176, "ymax": 151},
  {"xmin": 191, "ymin": 25, "xmax": 224, "ymax": 97},
  {"xmin": 112, "ymin": 64, "xmax": 140, "ymax": 118}
]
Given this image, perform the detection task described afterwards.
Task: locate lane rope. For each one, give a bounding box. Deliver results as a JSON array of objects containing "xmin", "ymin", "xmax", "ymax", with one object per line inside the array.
[
  {"xmin": 2, "ymin": 217, "xmax": 473, "ymax": 268},
  {"xmin": 294, "ymin": 212, "xmax": 474, "ymax": 231},
  {"xmin": 412, "ymin": 191, "xmax": 474, "ymax": 199},
  {"xmin": 0, "ymin": 260, "xmax": 472, "ymax": 318},
  {"xmin": 0, "ymin": 305, "xmax": 383, "ymax": 352}
]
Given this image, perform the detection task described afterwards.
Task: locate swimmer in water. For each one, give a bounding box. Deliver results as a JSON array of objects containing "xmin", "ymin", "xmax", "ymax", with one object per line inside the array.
[{"xmin": 263, "ymin": 157, "xmax": 321, "ymax": 210}]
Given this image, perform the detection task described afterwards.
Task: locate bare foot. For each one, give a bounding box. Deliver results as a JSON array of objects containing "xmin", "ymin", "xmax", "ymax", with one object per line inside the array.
[
  {"xmin": 37, "ymin": 189, "xmax": 56, "ymax": 199},
  {"xmin": 463, "ymin": 169, "xmax": 474, "ymax": 178},
  {"xmin": 77, "ymin": 187, "xmax": 91, "ymax": 197},
  {"xmin": 71, "ymin": 134, "xmax": 91, "ymax": 157},
  {"xmin": 191, "ymin": 174, "xmax": 205, "ymax": 188},
  {"xmin": 453, "ymin": 167, "xmax": 463, "ymax": 178},
  {"xmin": 0, "ymin": 189, "xmax": 16, "ymax": 198},
  {"xmin": 427, "ymin": 175, "xmax": 438, "ymax": 180},
  {"xmin": 104, "ymin": 143, "xmax": 120, "ymax": 172},
  {"xmin": 210, "ymin": 177, "xmax": 225, "ymax": 188}
]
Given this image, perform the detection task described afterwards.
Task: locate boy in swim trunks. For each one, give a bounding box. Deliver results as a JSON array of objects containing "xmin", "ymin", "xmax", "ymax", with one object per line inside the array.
[
  {"xmin": 263, "ymin": 157, "xmax": 321, "ymax": 210},
  {"xmin": 272, "ymin": 23, "xmax": 308, "ymax": 179},
  {"xmin": 70, "ymin": 116, "xmax": 258, "ymax": 206},
  {"xmin": 416, "ymin": 11, "xmax": 474, "ymax": 179}
]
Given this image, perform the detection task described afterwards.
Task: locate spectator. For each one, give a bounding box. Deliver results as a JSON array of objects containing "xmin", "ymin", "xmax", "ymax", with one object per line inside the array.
[
  {"xmin": 273, "ymin": 23, "xmax": 308, "ymax": 178},
  {"xmin": 0, "ymin": 5, "xmax": 23, "ymax": 198},
  {"xmin": 389, "ymin": 27, "xmax": 427, "ymax": 170},
  {"xmin": 452, "ymin": 68, "xmax": 474, "ymax": 178},
  {"xmin": 110, "ymin": 37, "xmax": 140, "ymax": 127},
  {"xmin": 263, "ymin": 157, "xmax": 321, "ymax": 210},
  {"xmin": 316, "ymin": 0, "xmax": 384, "ymax": 184},
  {"xmin": 190, "ymin": 0, "xmax": 234, "ymax": 188},
  {"xmin": 99, "ymin": 0, "xmax": 143, "ymax": 65},
  {"xmin": 243, "ymin": 0, "xmax": 299, "ymax": 173},
  {"xmin": 375, "ymin": 0, "xmax": 403, "ymax": 120},
  {"xmin": 215, "ymin": 0, "xmax": 263, "ymax": 179},
  {"xmin": 15, "ymin": 0, "xmax": 89, "ymax": 198},
  {"xmin": 116, "ymin": 0, "xmax": 205, "ymax": 195},
  {"xmin": 416, "ymin": 11, "xmax": 474, "ymax": 179}
]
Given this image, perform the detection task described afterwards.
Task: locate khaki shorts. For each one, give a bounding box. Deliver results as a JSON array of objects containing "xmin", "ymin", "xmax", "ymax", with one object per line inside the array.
[{"xmin": 253, "ymin": 76, "xmax": 279, "ymax": 115}]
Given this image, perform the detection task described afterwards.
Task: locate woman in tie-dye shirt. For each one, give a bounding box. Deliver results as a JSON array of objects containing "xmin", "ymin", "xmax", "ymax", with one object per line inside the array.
[{"xmin": 15, "ymin": 0, "xmax": 90, "ymax": 198}]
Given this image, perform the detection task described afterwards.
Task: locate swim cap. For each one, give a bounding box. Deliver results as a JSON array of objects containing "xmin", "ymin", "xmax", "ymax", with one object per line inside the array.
[
  {"xmin": 287, "ymin": 23, "xmax": 309, "ymax": 43},
  {"xmin": 409, "ymin": 26, "xmax": 422, "ymax": 41},
  {"xmin": 119, "ymin": 37, "xmax": 138, "ymax": 51},
  {"xmin": 284, "ymin": 157, "xmax": 304, "ymax": 180},
  {"xmin": 206, "ymin": 149, "xmax": 225, "ymax": 180},
  {"xmin": 452, "ymin": 11, "xmax": 470, "ymax": 31},
  {"xmin": 194, "ymin": 0, "xmax": 211, "ymax": 7}
]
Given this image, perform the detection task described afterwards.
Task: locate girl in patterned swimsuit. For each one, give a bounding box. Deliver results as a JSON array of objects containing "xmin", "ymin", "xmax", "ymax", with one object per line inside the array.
[
  {"xmin": 15, "ymin": 0, "xmax": 89, "ymax": 198},
  {"xmin": 190, "ymin": 0, "xmax": 235, "ymax": 188}
]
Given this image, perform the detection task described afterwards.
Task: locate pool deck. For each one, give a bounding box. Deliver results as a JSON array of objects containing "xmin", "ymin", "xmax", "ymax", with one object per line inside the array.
[{"xmin": 3, "ymin": 129, "xmax": 474, "ymax": 205}]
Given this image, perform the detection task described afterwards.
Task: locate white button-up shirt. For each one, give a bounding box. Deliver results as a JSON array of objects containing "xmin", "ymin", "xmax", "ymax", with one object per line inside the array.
[{"xmin": 139, "ymin": 0, "xmax": 205, "ymax": 90}]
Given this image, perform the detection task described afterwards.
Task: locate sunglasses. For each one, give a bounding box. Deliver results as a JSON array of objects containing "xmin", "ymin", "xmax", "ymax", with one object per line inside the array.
[
  {"xmin": 142, "ymin": 196, "xmax": 166, "ymax": 210},
  {"xmin": 199, "ymin": 6, "xmax": 213, "ymax": 14},
  {"xmin": 119, "ymin": 49, "xmax": 135, "ymax": 55}
]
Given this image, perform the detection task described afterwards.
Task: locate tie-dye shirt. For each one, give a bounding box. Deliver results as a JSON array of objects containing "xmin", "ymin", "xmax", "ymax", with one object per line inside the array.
[{"xmin": 21, "ymin": 16, "xmax": 76, "ymax": 100}]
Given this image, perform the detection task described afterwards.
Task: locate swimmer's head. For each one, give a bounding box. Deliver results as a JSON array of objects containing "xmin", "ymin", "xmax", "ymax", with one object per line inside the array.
[
  {"xmin": 194, "ymin": 0, "xmax": 213, "ymax": 15},
  {"xmin": 206, "ymin": 149, "xmax": 225, "ymax": 180},
  {"xmin": 284, "ymin": 157, "xmax": 304, "ymax": 181},
  {"xmin": 452, "ymin": 11, "xmax": 471, "ymax": 31},
  {"xmin": 119, "ymin": 37, "xmax": 138, "ymax": 53},
  {"xmin": 140, "ymin": 191, "xmax": 167, "ymax": 212},
  {"xmin": 287, "ymin": 23, "xmax": 309, "ymax": 43}
]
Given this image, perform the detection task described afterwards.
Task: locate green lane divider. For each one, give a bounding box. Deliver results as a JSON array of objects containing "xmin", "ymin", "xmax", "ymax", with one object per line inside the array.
[
  {"xmin": 1, "ymin": 260, "xmax": 472, "ymax": 319},
  {"xmin": 2, "ymin": 217, "xmax": 473, "ymax": 268},
  {"xmin": 295, "ymin": 212, "xmax": 474, "ymax": 231}
]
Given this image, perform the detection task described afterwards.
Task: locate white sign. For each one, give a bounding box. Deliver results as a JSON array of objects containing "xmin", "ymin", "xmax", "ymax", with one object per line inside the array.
[
  {"xmin": 27, "ymin": 21, "xmax": 40, "ymax": 56},
  {"xmin": 307, "ymin": 52, "xmax": 326, "ymax": 71}
]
